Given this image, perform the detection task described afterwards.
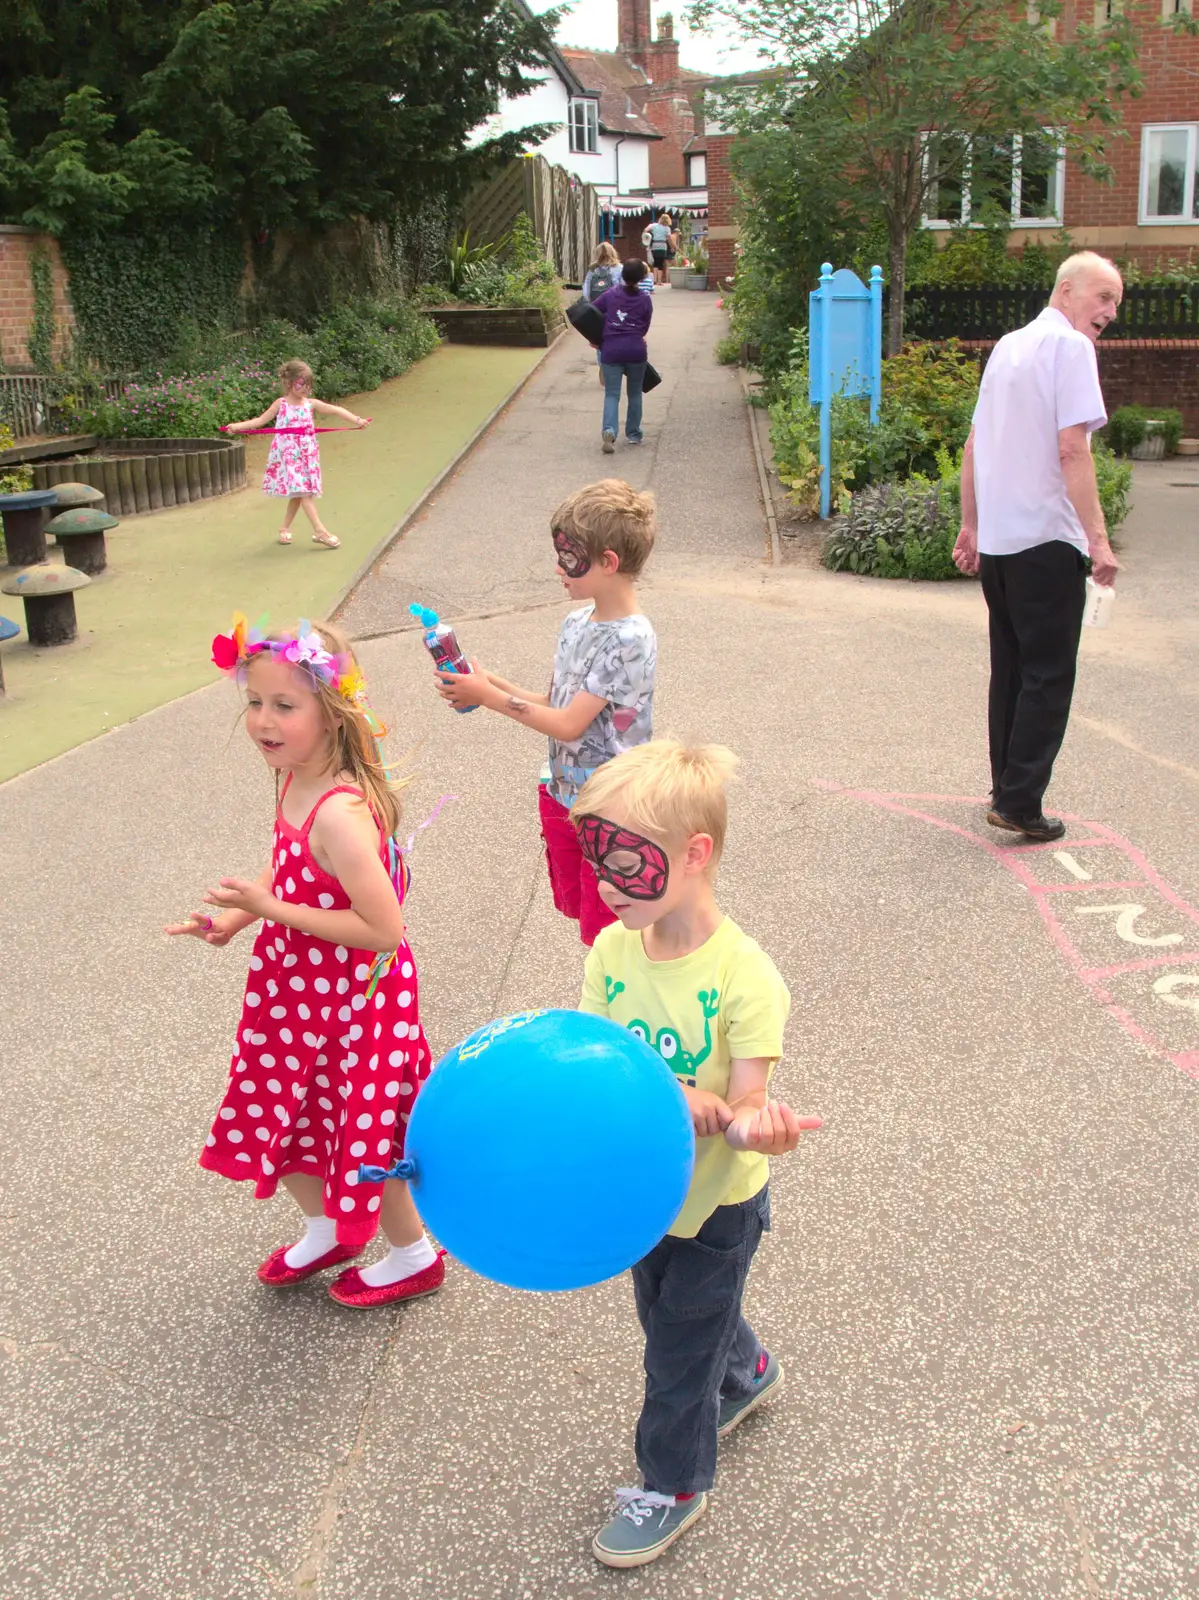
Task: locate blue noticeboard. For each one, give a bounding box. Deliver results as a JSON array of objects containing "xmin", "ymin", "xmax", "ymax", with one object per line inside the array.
[{"xmin": 809, "ymin": 263, "xmax": 883, "ymax": 518}]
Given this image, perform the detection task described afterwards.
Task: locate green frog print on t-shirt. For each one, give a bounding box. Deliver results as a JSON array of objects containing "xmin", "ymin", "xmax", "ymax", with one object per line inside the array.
[{"xmin": 605, "ymin": 978, "xmax": 720, "ymax": 1088}]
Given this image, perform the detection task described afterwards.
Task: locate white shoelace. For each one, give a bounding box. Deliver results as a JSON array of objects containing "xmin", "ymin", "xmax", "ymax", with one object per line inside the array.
[{"xmin": 613, "ymin": 1488, "xmax": 677, "ymax": 1526}]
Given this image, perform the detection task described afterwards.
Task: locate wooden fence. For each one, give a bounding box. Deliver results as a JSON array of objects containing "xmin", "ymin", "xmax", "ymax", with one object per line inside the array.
[
  {"xmin": 897, "ymin": 283, "xmax": 1199, "ymax": 343},
  {"xmin": 465, "ymin": 155, "xmax": 598, "ymax": 286},
  {"xmin": 0, "ymin": 373, "xmax": 124, "ymax": 441}
]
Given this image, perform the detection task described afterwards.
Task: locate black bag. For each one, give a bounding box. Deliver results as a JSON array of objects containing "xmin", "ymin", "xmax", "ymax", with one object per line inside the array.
[
  {"xmin": 642, "ymin": 363, "xmax": 662, "ymax": 393},
  {"xmin": 567, "ymin": 297, "xmax": 605, "ymax": 346}
]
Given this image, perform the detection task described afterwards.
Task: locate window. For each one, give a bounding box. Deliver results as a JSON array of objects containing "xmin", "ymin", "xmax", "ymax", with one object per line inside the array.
[
  {"xmin": 569, "ymin": 98, "xmax": 599, "ymax": 155},
  {"xmin": 600, "ymin": 212, "xmax": 624, "ymax": 240},
  {"xmin": 922, "ymin": 132, "xmax": 1064, "ymax": 227},
  {"xmin": 686, "ymin": 153, "xmax": 707, "ymax": 187},
  {"xmin": 1094, "ymin": 0, "xmax": 1122, "ymax": 19},
  {"xmin": 1140, "ymin": 124, "xmax": 1199, "ymax": 222},
  {"xmin": 1162, "ymin": 0, "xmax": 1193, "ymax": 17}
]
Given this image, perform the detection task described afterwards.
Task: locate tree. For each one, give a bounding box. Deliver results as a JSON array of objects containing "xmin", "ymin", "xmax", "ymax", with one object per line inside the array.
[
  {"xmin": 0, "ymin": 0, "xmax": 561, "ymax": 237},
  {"xmin": 690, "ymin": 0, "xmax": 1142, "ymax": 351}
]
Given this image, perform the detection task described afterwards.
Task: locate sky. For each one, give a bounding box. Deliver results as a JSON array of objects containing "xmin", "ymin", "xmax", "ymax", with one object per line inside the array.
[{"xmin": 525, "ymin": 0, "xmax": 766, "ymax": 76}]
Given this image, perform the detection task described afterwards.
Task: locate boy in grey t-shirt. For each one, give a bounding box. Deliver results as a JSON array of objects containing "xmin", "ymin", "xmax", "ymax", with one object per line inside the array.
[{"xmin": 433, "ymin": 479, "xmax": 657, "ymax": 945}]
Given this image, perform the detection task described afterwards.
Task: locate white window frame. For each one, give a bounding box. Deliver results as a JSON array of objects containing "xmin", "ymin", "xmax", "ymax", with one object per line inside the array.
[
  {"xmin": 920, "ymin": 131, "xmax": 1065, "ymax": 229},
  {"xmin": 1162, "ymin": 0, "xmax": 1193, "ymax": 18},
  {"xmin": 1139, "ymin": 123, "xmax": 1199, "ymax": 224},
  {"xmin": 687, "ymin": 153, "xmax": 707, "ymax": 187},
  {"xmin": 568, "ymin": 98, "xmax": 599, "ymax": 155}
]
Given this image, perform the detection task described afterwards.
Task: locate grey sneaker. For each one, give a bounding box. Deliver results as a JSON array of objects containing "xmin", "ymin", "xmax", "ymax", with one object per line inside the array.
[
  {"xmin": 602, "ymin": 430, "xmax": 616, "ymax": 454},
  {"xmin": 591, "ymin": 1488, "xmax": 708, "ymax": 1568},
  {"xmin": 717, "ymin": 1352, "xmax": 784, "ymax": 1438},
  {"xmin": 626, "ymin": 436, "xmax": 643, "ymax": 446}
]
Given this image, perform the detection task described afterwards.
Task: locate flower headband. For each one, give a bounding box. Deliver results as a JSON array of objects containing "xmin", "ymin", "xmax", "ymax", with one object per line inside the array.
[{"xmin": 211, "ymin": 612, "xmax": 377, "ymax": 727}]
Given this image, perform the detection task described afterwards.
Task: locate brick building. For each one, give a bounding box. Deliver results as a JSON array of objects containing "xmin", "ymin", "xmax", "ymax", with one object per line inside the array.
[
  {"xmin": 489, "ymin": 0, "xmax": 726, "ymax": 269},
  {"xmin": 704, "ymin": 1, "xmax": 1199, "ymax": 283}
]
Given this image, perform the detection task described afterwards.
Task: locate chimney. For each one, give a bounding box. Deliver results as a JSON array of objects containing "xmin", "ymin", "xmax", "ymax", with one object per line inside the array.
[
  {"xmin": 618, "ymin": 0, "xmax": 652, "ymax": 63},
  {"xmin": 643, "ymin": 11, "xmax": 681, "ymax": 86}
]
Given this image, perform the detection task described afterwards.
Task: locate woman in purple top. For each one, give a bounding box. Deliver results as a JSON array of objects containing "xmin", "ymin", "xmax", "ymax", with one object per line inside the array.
[{"xmin": 594, "ymin": 260, "xmax": 654, "ymax": 453}]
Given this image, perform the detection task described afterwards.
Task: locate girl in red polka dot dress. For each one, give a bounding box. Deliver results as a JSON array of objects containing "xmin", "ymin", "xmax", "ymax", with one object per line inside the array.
[{"xmin": 167, "ymin": 613, "xmax": 444, "ymax": 1308}]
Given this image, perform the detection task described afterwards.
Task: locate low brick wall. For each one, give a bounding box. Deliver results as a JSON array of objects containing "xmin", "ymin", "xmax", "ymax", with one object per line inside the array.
[
  {"xmin": 971, "ymin": 339, "xmax": 1199, "ymax": 435},
  {"xmin": 428, "ymin": 306, "xmax": 557, "ymax": 347},
  {"xmin": 32, "ymin": 438, "xmax": 246, "ymax": 516}
]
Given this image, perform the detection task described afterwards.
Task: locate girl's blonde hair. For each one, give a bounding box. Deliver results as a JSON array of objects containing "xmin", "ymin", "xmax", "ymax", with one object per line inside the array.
[
  {"xmin": 252, "ymin": 620, "xmax": 410, "ymax": 838},
  {"xmin": 574, "ymin": 740, "xmax": 739, "ymax": 866},
  {"xmin": 592, "ymin": 241, "xmax": 620, "ymax": 268},
  {"xmin": 279, "ymin": 358, "xmax": 314, "ymax": 394}
]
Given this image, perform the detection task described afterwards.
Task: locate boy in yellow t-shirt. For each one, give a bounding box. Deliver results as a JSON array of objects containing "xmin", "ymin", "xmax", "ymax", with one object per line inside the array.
[{"xmin": 574, "ymin": 739, "xmax": 820, "ymax": 1570}]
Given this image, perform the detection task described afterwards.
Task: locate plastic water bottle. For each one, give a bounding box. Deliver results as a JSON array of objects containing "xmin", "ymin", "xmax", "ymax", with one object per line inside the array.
[
  {"xmin": 410, "ymin": 604, "xmax": 477, "ymax": 713},
  {"xmin": 1082, "ymin": 577, "xmax": 1116, "ymax": 629}
]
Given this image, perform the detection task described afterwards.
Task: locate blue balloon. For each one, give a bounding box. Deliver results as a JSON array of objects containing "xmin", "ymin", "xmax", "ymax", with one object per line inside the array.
[{"xmin": 372, "ymin": 1009, "xmax": 695, "ymax": 1291}]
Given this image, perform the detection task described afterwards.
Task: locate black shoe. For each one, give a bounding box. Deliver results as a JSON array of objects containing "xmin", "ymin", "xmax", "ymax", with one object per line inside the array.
[{"xmin": 986, "ymin": 809, "xmax": 1065, "ymax": 842}]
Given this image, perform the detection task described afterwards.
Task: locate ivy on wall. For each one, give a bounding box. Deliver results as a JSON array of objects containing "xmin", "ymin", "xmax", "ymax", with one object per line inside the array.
[
  {"xmin": 26, "ymin": 249, "xmax": 57, "ymax": 371},
  {"xmin": 61, "ymin": 226, "xmax": 245, "ymax": 370}
]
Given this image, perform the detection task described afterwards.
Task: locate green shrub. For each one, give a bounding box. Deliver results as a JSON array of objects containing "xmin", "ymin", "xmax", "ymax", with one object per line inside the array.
[
  {"xmin": 822, "ymin": 476, "xmax": 963, "ymax": 580},
  {"xmin": 66, "ymin": 295, "xmax": 439, "ymax": 437},
  {"xmin": 0, "ymin": 422, "xmax": 34, "ymax": 495},
  {"xmin": 1104, "ymin": 404, "xmax": 1184, "ymax": 456},
  {"xmin": 1094, "ymin": 437, "xmax": 1133, "ymax": 532},
  {"xmin": 768, "ymin": 333, "xmax": 980, "ymax": 512}
]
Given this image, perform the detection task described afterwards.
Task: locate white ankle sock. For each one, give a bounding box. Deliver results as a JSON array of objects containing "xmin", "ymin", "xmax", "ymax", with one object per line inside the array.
[
  {"xmin": 283, "ymin": 1213, "xmax": 338, "ymax": 1269},
  {"xmin": 358, "ymin": 1235, "xmax": 438, "ymax": 1288}
]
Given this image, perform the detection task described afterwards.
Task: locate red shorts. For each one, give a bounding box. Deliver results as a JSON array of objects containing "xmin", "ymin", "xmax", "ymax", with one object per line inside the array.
[{"xmin": 538, "ymin": 784, "xmax": 617, "ymax": 947}]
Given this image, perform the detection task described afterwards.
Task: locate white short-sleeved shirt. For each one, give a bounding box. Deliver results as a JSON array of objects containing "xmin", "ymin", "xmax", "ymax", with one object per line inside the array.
[{"xmin": 972, "ymin": 307, "xmax": 1107, "ymax": 557}]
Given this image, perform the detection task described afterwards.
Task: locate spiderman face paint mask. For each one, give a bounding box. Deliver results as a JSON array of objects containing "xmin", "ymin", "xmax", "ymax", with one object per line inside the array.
[
  {"xmin": 575, "ymin": 814, "xmax": 670, "ymax": 901},
  {"xmin": 552, "ymin": 527, "xmax": 592, "ymax": 578}
]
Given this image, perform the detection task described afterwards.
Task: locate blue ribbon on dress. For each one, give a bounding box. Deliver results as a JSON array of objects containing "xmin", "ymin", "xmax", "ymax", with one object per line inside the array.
[{"xmin": 358, "ymin": 1157, "xmax": 418, "ymax": 1183}]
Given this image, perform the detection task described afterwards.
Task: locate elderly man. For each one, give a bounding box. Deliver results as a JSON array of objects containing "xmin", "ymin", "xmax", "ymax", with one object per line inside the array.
[{"xmin": 953, "ymin": 251, "xmax": 1122, "ymax": 843}]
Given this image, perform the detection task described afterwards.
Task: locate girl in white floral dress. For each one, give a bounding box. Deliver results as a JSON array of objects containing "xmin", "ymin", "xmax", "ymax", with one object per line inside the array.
[{"xmin": 225, "ymin": 358, "xmax": 369, "ymax": 549}]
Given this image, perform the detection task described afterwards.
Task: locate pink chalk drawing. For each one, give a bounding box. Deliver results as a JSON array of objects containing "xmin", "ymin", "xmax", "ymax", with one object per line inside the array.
[{"xmin": 816, "ymin": 784, "xmax": 1199, "ymax": 1081}]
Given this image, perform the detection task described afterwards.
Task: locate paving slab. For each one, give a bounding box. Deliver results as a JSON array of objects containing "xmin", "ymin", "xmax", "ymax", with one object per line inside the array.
[{"xmin": 2, "ymin": 292, "xmax": 1198, "ymax": 1599}]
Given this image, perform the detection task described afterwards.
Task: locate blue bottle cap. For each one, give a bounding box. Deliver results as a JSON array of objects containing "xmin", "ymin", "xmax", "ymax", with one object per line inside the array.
[{"xmin": 409, "ymin": 603, "xmax": 439, "ymax": 628}]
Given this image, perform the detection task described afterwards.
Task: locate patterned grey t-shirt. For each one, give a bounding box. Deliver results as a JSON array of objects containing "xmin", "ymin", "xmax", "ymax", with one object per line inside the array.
[{"xmin": 546, "ymin": 605, "xmax": 657, "ymax": 808}]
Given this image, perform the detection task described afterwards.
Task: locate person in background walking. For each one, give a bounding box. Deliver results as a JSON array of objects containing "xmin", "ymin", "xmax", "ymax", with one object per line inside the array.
[
  {"xmin": 953, "ymin": 251, "xmax": 1122, "ymax": 842},
  {"xmin": 583, "ymin": 241, "xmax": 621, "ymax": 304},
  {"xmin": 593, "ymin": 261, "xmax": 653, "ymax": 454},
  {"xmin": 583, "ymin": 242, "xmax": 622, "ymax": 388},
  {"xmin": 646, "ymin": 215, "xmax": 675, "ymax": 285}
]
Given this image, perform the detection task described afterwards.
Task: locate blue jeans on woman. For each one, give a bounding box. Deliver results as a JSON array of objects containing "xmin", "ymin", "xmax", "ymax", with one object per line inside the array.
[{"xmin": 601, "ymin": 360, "xmax": 647, "ymax": 442}]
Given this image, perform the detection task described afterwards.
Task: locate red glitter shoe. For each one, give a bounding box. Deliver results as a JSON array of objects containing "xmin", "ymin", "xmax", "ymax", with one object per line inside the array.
[
  {"xmin": 256, "ymin": 1242, "xmax": 362, "ymax": 1287},
  {"xmin": 327, "ymin": 1250, "xmax": 446, "ymax": 1309}
]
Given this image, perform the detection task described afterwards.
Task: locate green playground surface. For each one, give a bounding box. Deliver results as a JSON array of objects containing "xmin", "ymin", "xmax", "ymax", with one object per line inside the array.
[{"xmin": 0, "ymin": 342, "xmax": 544, "ymax": 783}]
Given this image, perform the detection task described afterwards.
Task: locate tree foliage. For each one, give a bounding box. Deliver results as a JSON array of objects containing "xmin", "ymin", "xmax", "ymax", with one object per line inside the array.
[
  {"xmin": 0, "ymin": 0, "xmax": 560, "ymax": 237},
  {"xmin": 692, "ymin": 0, "xmax": 1143, "ymax": 350}
]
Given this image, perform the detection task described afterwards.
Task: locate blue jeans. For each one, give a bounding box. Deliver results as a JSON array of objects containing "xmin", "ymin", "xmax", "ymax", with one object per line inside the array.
[
  {"xmin": 631, "ymin": 1185, "xmax": 770, "ymax": 1495},
  {"xmin": 601, "ymin": 361, "xmax": 647, "ymax": 441}
]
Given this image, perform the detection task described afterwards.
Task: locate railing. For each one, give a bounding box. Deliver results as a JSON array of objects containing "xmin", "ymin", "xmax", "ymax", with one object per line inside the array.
[
  {"xmin": 894, "ymin": 283, "xmax": 1199, "ymax": 343},
  {"xmin": 0, "ymin": 373, "xmax": 125, "ymax": 440}
]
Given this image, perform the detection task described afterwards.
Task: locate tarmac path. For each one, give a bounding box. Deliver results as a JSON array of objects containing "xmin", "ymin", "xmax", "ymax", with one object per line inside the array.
[{"xmin": 2, "ymin": 290, "xmax": 1198, "ymax": 1599}]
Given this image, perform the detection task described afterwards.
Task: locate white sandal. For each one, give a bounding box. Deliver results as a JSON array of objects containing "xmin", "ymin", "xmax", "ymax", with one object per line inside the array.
[
  {"xmin": 312, "ymin": 530, "xmax": 341, "ymax": 549},
  {"xmin": 278, "ymin": 529, "xmax": 293, "ymax": 545}
]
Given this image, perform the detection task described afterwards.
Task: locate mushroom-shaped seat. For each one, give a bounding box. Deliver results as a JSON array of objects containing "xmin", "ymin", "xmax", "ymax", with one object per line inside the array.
[
  {"xmin": 45, "ymin": 507, "xmax": 119, "ymax": 576},
  {"xmin": 1, "ymin": 564, "xmax": 90, "ymax": 646},
  {"xmin": 50, "ymin": 481, "xmax": 107, "ymax": 511},
  {"xmin": 0, "ymin": 612, "xmax": 18, "ymax": 695},
  {"xmin": 0, "ymin": 489, "xmax": 58, "ymax": 567}
]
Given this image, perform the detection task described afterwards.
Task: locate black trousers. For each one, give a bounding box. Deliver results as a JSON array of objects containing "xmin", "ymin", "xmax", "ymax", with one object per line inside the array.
[{"xmin": 979, "ymin": 540, "xmax": 1087, "ymax": 819}]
